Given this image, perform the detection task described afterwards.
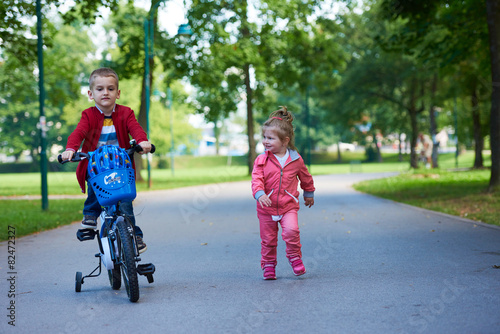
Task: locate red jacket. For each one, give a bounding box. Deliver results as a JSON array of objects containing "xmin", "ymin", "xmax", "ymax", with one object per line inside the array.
[
  {"xmin": 65, "ymin": 105, "xmax": 148, "ymax": 193},
  {"xmin": 251, "ymin": 149, "xmax": 315, "ymax": 216}
]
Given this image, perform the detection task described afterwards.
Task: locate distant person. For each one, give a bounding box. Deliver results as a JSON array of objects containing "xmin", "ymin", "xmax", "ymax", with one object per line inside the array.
[
  {"xmin": 60, "ymin": 67, "xmax": 152, "ymax": 253},
  {"xmin": 251, "ymin": 106, "xmax": 315, "ymax": 280},
  {"xmin": 419, "ymin": 133, "xmax": 433, "ymax": 168}
]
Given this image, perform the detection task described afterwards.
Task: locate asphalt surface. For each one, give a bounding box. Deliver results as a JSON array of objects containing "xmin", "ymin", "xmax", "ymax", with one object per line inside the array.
[{"xmin": 1, "ymin": 172, "xmax": 499, "ymax": 333}]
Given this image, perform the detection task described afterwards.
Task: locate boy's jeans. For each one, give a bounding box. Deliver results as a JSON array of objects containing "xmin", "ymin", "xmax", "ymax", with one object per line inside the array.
[
  {"xmin": 83, "ymin": 183, "xmax": 143, "ymax": 238},
  {"xmin": 258, "ymin": 209, "xmax": 302, "ymax": 268}
]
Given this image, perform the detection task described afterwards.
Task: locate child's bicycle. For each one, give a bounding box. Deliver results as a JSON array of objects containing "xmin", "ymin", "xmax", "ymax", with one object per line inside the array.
[{"xmin": 58, "ymin": 140, "xmax": 156, "ymax": 302}]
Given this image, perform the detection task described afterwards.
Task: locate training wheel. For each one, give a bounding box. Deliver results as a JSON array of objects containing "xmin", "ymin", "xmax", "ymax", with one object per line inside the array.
[{"xmin": 75, "ymin": 271, "xmax": 83, "ymax": 292}]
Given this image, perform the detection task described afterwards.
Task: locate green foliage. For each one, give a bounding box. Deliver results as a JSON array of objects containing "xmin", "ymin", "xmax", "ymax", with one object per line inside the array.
[
  {"xmin": 0, "ymin": 11, "xmax": 96, "ymax": 160},
  {"xmin": 1, "ymin": 0, "xmax": 498, "ymax": 185},
  {"xmin": 106, "ymin": 3, "xmax": 148, "ymax": 78},
  {"xmin": 61, "ymin": 0, "xmax": 120, "ymax": 24},
  {"xmin": 173, "ymin": 0, "xmax": 347, "ymax": 171}
]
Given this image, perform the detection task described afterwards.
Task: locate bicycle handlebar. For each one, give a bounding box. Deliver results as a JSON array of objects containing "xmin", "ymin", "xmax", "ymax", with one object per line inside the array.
[{"xmin": 57, "ymin": 141, "xmax": 156, "ymax": 164}]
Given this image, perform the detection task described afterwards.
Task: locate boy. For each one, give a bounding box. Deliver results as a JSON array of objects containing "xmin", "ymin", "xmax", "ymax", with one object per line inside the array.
[{"xmin": 61, "ymin": 68, "xmax": 151, "ymax": 253}]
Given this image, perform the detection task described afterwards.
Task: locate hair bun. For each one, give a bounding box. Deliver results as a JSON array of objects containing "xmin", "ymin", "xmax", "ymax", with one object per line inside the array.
[{"xmin": 270, "ymin": 106, "xmax": 293, "ymax": 124}]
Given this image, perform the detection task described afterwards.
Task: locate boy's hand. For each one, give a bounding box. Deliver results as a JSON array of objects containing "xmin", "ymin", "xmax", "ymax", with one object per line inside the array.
[
  {"xmin": 304, "ymin": 197, "xmax": 314, "ymax": 208},
  {"xmin": 258, "ymin": 194, "xmax": 272, "ymax": 208},
  {"xmin": 61, "ymin": 150, "xmax": 75, "ymax": 161},
  {"xmin": 138, "ymin": 141, "xmax": 152, "ymax": 154}
]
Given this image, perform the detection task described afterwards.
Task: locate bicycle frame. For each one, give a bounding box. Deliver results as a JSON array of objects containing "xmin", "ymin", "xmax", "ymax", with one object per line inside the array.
[
  {"xmin": 75, "ymin": 204, "xmax": 135, "ymax": 280},
  {"xmin": 99, "ymin": 203, "xmax": 140, "ymax": 262}
]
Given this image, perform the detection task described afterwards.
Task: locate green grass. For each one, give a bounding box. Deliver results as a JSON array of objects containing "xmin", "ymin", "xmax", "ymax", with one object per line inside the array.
[
  {"xmin": 0, "ymin": 166, "xmax": 251, "ymax": 197},
  {"xmin": 0, "ymin": 199, "xmax": 83, "ymax": 241},
  {"xmin": 353, "ymin": 169, "xmax": 500, "ymax": 226},
  {"xmin": 0, "ymin": 150, "xmax": 495, "ymax": 241}
]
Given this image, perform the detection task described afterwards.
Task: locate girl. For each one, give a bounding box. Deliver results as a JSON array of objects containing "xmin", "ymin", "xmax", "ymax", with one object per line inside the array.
[{"xmin": 251, "ymin": 106, "xmax": 315, "ymax": 280}]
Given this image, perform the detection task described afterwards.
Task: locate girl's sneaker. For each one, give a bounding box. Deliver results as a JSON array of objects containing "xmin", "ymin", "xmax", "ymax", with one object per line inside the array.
[
  {"xmin": 262, "ymin": 264, "xmax": 276, "ymax": 280},
  {"xmin": 289, "ymin": 257, "xmax": 306, "ymax": 276}
]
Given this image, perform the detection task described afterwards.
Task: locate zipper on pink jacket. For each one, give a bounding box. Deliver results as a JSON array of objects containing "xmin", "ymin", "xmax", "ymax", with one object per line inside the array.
[
  {"xmin": 273, "ymin": 157, "xmax": 293, "ymax": 216},
  {"xmin": 267, "ymin": 150, "xmax": 299, "ymax": 216},
  {"xmin": 277, "ymin": 168, "xmax": 283, "ymax": 216}
]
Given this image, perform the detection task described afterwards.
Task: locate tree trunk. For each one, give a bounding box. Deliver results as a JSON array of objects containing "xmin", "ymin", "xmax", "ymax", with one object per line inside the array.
[
  {"xmin": 240, "ymin": 2, "xmax": 256, "ymax": 175},
  {"xmin": 408, "ymin": 79, "xmax": 420, "ymax": 169},
  {"xmin": 214, "ymin": 118, "xmax": 221, "ymax": 155},
  {"xmin": 471, "ymin": 84, "xmax": 484, "ymax": 168},
  {"xmin": 429, "ymin": 73, "xmax": 439, "ymax": 168},
  {"xmin": 336, "ymin": 141, "xmax": 342, "ymax": 163},
  {"xmin": 244, "ymin": 63, "xmax": 256, "ymax": 175},
  {"xmin": 398, "ymin": 133, "xmax": 403, "ymax": 162},
  {"xmin": 486, "ymin": 0, "xmax": 500, "ymax": 191},
  {"xmin": 372, "ymin": 130, "xmax": 383, "ymax": 162}
]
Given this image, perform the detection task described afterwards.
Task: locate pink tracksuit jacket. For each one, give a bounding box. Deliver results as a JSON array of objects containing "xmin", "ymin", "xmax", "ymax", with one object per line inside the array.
[
  {"xmin": 251, "ymin": 149, "xmax": 315, "ymax": 216},
  {"xmin": 252, "ymin": 149, "xmax": 315, "ymax": 266}
]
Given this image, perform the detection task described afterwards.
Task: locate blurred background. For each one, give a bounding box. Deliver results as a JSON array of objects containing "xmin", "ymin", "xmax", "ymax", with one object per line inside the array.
[{"xmin": 1, "ymin": 0, "xmax": 499, "ymax": 179}]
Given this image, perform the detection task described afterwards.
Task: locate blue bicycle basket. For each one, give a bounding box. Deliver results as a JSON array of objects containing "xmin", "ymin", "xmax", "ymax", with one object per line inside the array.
[{"xmin": 87, "ymin": 145, "xmax": 136, "ymax": 206}]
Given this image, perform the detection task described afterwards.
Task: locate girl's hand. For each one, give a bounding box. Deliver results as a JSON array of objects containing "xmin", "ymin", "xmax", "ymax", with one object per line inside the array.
[
  {"xmin": 304, "ymin": 197, "xmax": 314, "ymax": 208},
  {"xmin": 258, "ymin": 194, "xmax": 272, "ymax": 208}
]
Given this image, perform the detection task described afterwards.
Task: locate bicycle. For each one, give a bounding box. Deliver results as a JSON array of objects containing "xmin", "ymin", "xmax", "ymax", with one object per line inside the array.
[{"xmin": 58, "ymin": 140, "xmax": 156, "ymax": 302}]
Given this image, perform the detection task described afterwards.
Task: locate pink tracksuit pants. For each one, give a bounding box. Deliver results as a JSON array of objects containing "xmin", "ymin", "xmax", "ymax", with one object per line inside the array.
[{"xmin": 258, "ymin": 210, "xmax": 302, "ymax": 268}]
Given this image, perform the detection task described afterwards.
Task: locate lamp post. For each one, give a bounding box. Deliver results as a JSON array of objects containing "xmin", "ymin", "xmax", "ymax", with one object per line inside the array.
[
  {"xmin": 36, "ymin": 0, "xmax": 48, "ymax": 210},
  {"xmin": 144, "ymin": 1, "xmax": 164, "ymax": 188}
]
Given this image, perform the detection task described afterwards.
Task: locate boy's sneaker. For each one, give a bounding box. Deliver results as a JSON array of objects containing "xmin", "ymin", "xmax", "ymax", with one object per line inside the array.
[
  {"xmin": 136, "ymin": 236, "xmax": 147, "ymax": 254},
  {"xmin": 81, "ymin": 215, "xmax": 97, "ymax": 229},
  {"xmin": 289, "ymin": 257, "xmax": 306, "ymax": 276},
  {"xmin": 262, "ymin": 263, "xmax": 276, "ymax": 280}
]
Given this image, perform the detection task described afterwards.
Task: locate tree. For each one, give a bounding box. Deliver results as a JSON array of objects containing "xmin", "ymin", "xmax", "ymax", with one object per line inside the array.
[
  {"xmin": 486, "ymin": 0, "xmax": 500, "ymax": 190},
  {"xmin": 176, "ymin": 0, "xmax": 332, "ymax": 174},
  {"xmin": 0, "ymin": 0, "xmax": 123, "ymax": 166},
  {"xmin": 1, "ymin": 14, "xmax": 96, "ymax": 162},
  {"xmin": 104, "ymin": 2, "xmax": 201, "ymax": 178},
  {"xmin": 328, "ymin": 7, "xmax": 433, "ymax": 167},
  {"xmin": 379, "ymin": 0, "xmax": 497, "ymax": 179}
]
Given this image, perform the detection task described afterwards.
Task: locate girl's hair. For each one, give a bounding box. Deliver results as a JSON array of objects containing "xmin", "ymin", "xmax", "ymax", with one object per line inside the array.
[
  {"xmin": 89, "ymin": 68, "xmax": 119, "ymax": 90},
  {"xmin": 262, "ymin": 106, "xmax": 296, "ymax": 150}
]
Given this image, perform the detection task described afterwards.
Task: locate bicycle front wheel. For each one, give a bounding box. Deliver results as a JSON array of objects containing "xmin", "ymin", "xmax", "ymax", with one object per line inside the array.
[
  {"xmin": 108, "ymin": 268, "xmax": 121, "ymax": 290},
  {"xmin": 116, "ymin": 217, "xmax": 139, "ymax": 302}
]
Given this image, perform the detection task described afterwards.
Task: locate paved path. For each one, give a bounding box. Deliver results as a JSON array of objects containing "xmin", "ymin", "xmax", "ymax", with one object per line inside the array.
[{"xmin": 1, "ymin": 173, "xmax": 499, "ymax": 333}]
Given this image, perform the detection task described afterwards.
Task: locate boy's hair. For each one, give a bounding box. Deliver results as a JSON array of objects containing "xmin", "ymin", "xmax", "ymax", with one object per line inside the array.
[
  {"xmin": 89, "ymin": 68, "xmax": 119, "ymax": 90},
  {"xmin": 262, "ymin": 106, "xmax": 297, "ymax": 151}
]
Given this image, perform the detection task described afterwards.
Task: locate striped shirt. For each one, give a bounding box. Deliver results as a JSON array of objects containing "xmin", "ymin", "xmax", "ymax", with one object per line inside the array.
[{"xmin": 96, "ymin": 105, "xmax": 119, "ymax": 147}]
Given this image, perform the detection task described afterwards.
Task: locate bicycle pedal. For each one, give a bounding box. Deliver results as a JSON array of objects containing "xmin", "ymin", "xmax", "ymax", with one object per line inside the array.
[
  {"xmin": 76, "ymin": 229, "xmax": 97, "ymax": 242},
  {"xmin": 137, "ymin": 263, "xmax": 155, "ymax": 276}
]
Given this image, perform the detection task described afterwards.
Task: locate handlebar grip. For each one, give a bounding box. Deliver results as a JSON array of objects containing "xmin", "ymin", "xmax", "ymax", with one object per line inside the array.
[
  {"xmin": 57, "ymin": 155, "xmax": 70, "ymax": 164},
  {"xmin": 133, "ymin": 143, "xmax": 156, "ymax": 154},
  {"xmin": 57, "ymin": 152, "xmax": 88, "ymax": 164}
]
